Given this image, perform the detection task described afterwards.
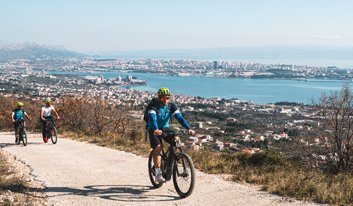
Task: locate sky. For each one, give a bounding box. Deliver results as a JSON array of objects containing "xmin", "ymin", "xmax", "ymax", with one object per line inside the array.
[{"xmin": 0, "ymin": 0, "xmax": 352, "ymax": 52}]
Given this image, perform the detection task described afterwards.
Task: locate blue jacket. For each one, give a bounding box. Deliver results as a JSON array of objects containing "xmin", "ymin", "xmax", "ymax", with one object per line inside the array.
[{"xmin": 147, "ymin": 100, "xmax": 190, "ymax": 131}]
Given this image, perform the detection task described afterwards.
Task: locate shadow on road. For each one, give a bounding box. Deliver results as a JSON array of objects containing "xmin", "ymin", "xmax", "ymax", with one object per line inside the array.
[
  {"xmin": 45, "ymin": 184, "xmax": 182, "ymax": 202},
  {"xmin": 0, "ymin": 142, "xmax": 43, "ymax": 148}
]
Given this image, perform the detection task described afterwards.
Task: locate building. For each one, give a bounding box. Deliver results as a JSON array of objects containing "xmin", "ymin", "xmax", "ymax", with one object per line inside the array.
[{"xmin": 213, "ymin": 61, "xmax": 218, "ymax": 70}]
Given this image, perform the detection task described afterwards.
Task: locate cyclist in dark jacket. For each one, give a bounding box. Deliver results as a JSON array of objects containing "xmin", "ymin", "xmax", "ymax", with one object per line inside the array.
[
  {"xmin": 12, "ymin": 102, "xmax": 31, "ymax": 142},
  {"xmin": 147, "ymin": 87, "xmax": 195, "ymax": 183}
]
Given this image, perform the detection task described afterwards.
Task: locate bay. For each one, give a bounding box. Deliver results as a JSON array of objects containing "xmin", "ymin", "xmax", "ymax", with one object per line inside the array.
[{"xmin": 50, "ymin": 70, "xmax": 353, "ymax": 104}]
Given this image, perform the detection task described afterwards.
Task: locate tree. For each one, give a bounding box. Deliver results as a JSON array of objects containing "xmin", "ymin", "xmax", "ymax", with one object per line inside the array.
[{"xmin": 316, "ymin": 84, "xmax": 353, "ymax": 172}]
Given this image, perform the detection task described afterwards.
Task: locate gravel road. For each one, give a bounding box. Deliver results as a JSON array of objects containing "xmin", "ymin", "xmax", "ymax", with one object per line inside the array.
[{"xmin": 0, "ymin": 132, "xmax": 320, "ymax": 206}]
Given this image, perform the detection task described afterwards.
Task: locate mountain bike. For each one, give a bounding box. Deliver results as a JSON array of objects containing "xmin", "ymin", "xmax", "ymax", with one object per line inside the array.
[
  {"xmin": 43, "ymin": 118, "xmax": 58, "ymax": 144},
  {"xmin": 148, "ymin": 130, "xmax": 195, "ymax": 198},
  {"xmin": 15, "ymin": 120, "xmax": 27, "ymax": 146}
]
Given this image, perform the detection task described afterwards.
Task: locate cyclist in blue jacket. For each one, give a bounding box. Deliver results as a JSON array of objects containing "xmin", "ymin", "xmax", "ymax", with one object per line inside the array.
[
  {"xmin": 12, "ymin": 102, "xmax": 31, "ymax": 143},
  {"xmin": 147, "ymin": 87, "xmax": 195, "ymax": 183}
]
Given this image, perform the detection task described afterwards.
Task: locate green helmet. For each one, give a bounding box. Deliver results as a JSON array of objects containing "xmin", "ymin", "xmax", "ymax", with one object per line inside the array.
[
  {"xmin": 44, "ymin": 97, "xmax": 52, "ymax": 104},
  {"xmin": 157, "ymin": 87, "xmax": 171, "ymax": 97},
  {"xmin": 17, "ymin": 102, "xmax": 23, "ymax": 107}
]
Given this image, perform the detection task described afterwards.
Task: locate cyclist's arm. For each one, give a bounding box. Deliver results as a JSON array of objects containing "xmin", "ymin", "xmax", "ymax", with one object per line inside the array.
[
  {"xmin": 24, "ymin": 112, "xmax": 31, "ymax": 120},
  {"xmin": 148, "ymin": 110, "xmax": 159, "ymax": 130},
  {"xmin": 11, "ymin": 112, "xmax": 15, "ymax": 122},
  {"xmin": 52, "ymin": 109, "xmax": 60, "ymax": 119},
  {"xmin": 173, "ymin": 110, "xmax": 190, "ymax": 130}
]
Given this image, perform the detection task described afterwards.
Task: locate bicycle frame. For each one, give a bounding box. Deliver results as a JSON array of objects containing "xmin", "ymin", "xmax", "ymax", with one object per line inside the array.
[
  {"xmin": 157, "ymin": 133, "xmax": 188, "ymax": 180},
  {"xmin": 44, "ymin": 119, "xmax": 54, "ymax": 136},
  {"xmin": 15, "ymin": 120, "xmax": 25, "ymax": 138}
]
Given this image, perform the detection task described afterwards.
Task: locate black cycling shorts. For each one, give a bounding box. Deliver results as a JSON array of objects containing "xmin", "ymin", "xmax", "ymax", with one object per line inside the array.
[
  {"xmin": 148, "ymin": 128, "xmax": 176, "ymax": 149},
  {"xmin": 13, "ymin": 121, "xmax": 23, "ymax": 130}
]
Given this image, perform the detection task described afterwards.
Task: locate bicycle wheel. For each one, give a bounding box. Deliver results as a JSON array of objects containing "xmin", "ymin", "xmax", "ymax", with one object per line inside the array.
[
  {"xmin": 50, "ymin": 126, "xmax": 58, "ymax": 144},
  {"xmin": 148, "ymin": 150, "xmax": 164, "ymax": 188},
  {"xmin": 21, "ymin": 129, "xmax": 27, "ymax": 146},
  {"xmin": 15, "ymin": 134, "xmax": 20, "ymax": 145},
  {"xmin": 173, "ymin": 153, "xmax": 195, "ymax": 198}
]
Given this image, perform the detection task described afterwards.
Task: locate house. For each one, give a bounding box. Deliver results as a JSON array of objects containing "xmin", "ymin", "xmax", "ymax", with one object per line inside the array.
[
  {"xmin": 254, "ymin": 135, "xmax": 265, "ymax": 142},
  {"xmin": 227, "ymin": 118, "xmax": 237, "ymax": 122},
  {"xmin": 281, "ymin": 132, "xmax": 289, "ymax": 139},
  {"xmin": 188, "ymin": 136, "xmax": 199, "ymax": 143},
  {"xmin": 243, "ymin": 134, "xmax": 251, "ymax": 142},
  {"xmin": 229, "ymin": 143, "xmax": 239, "ymax": 151},
  {"xmin": 200, "ymin": 135, "xmax": 213, "ymax": 142}
]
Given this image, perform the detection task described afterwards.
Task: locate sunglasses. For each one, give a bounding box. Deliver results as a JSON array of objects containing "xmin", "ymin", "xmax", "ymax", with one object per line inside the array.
[{"xmin": 162, "ymin": 96, "xmax": 170, "ymax": 100}]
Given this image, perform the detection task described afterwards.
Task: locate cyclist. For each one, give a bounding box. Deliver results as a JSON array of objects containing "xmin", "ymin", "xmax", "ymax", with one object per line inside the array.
[
  {"xmin": 12, "ymin": 102, "xmax": 31, "ymax": 143},
  {"xmin": 41, "ymin": 98, "xmax": 60, "ymax": 143},
  {"xmin": 147, "ymin": 87, "xmax": 195, "ymax": 183}
]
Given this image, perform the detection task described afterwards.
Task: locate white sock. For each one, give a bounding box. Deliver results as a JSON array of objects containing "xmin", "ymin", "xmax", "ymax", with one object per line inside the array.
[{"xmin": 155, "ymin": 168, "xmax": 161, "ymax": 175}]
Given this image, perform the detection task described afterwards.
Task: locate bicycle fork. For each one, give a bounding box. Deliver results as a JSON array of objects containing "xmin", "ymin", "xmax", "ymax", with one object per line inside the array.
[{"xmin": 175, "ymin": 153, "xmax": 190, "ymax": 178}]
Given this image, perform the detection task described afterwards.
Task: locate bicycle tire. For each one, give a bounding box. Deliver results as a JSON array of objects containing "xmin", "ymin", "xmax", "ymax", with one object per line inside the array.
[
  {"xmin": 21, "ymin": 129, "xmax": 27, "ymax": 146},
  {"xmin": 173, "ymin": 153, "xmax": 195, "ymax": 198},
  {"xmin": 50, "ymin": 126, "xmax": 58, "ymax": 144},
  {"xmin": 148, "ymin": 150, "xmax": 164, "ymax": 188},
  {"xmin": 15, "ymin": 135, "xmax": 20, "ymax": 145}
]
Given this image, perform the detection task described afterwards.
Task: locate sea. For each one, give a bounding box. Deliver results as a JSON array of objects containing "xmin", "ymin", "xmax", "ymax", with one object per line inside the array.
[{"xmin": 49, "ymin": 70, "xmax": 353, "ymax": 105}]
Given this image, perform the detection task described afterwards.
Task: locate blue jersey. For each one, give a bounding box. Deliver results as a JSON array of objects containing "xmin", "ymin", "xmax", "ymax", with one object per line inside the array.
[
  {"xmin": 148, "ymin": 104, "xmax": 172, "ymax": 130},
  {"xmin": 13, "ymin": 108, "xmax": 25, "ymax": 121},
  {"xmin": 147, "ymin": 100, "xmax": 190, "ymax": 131}
]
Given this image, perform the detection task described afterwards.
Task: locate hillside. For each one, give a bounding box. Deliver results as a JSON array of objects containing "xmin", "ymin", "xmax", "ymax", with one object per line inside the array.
[{"xmin": 0, "ymin": 43, "xmax": 85, "ymax": 60}]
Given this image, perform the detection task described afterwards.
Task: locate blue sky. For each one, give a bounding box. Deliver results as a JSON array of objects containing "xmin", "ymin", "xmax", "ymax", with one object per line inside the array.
[{"xmin": 0, "ymin": 0, "xmax": 352, "ymax": 52}]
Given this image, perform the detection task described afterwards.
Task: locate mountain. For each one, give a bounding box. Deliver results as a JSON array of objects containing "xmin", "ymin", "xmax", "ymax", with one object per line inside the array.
[{"xmin": 0, "ymin": 43, "xmax": 85, "ymax": 60}]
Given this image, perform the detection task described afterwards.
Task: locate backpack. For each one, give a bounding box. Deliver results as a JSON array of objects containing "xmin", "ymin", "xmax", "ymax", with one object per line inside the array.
[{"xmin": 143, "ymin": 98, "xmax": 160, "ymax": 125}]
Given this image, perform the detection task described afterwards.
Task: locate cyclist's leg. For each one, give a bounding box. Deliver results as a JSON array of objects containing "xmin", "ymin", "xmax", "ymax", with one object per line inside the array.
[
  {"xmin": 47, "ymin": 116, "xmax": 54, "ymax": 125},
  {"xmin": 41, "ymin": 119, "xmax": 46, "ymax": 138},
  {"xmin": 148, "ymin": 130, "xmax": 162, "ymax": 168},
  {"xmin": 13, "ymin": 122, "xmax": 19, "ymax": 140},
  {"xmin": 149, "ymin": 130, "xmax": 166, "ymax": 182}
]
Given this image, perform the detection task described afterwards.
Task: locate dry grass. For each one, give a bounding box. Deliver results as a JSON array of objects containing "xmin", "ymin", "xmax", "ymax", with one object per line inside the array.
[{"xmin": 189, "ymin": 150, "xmax": 353, "ymax": 205}]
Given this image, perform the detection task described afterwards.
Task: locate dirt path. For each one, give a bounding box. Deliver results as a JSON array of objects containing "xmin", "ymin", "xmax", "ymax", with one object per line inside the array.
[{"xmin": 0, "ymin": 132, "xmax": 319, "ymax": 206}]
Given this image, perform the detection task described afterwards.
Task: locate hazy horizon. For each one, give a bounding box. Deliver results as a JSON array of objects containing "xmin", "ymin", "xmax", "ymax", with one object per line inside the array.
[{"xmin": 1, "ymin": 0, "xmax": 353, "ymax": 52}]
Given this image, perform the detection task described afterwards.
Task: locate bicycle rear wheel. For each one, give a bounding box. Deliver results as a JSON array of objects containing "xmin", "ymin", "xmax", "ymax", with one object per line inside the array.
[
  {"xmin": 148, "ymin": 150, "xmax": 164, "ymax": 188},
  {"xmin": 21, "ymin": 129, "xmax": 27, "ymax": 146},
  {"xmin": 173, "ymin": 153, "xmax": 195, "ymax": 198},
  {"xmin": 15, "ymin": 134, "xmax": 20, "ymax": 145},
  {"xmin": 50, "ymin": 126, "xmax": 58, "ymax": 144}
]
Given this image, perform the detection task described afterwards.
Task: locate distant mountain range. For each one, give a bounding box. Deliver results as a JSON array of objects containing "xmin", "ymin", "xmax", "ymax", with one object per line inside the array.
[{"xmin": 0, "ymin": 43, "xmax": 85, "ymax": 60}]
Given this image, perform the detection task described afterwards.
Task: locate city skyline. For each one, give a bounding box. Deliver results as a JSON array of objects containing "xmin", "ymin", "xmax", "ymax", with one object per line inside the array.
[{"xmin": 1, "ymin": 0, "xmax": 352, "ymax": 52}]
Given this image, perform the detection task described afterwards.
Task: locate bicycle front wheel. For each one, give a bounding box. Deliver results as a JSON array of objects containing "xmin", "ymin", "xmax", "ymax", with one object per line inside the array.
[
  {"xmin": 50, "ymin": 126, "xmax": 58, "ymax": 144},
  {"xmin": 173, "ymin": 153, "xmax": 195, "ymax": 198}
]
